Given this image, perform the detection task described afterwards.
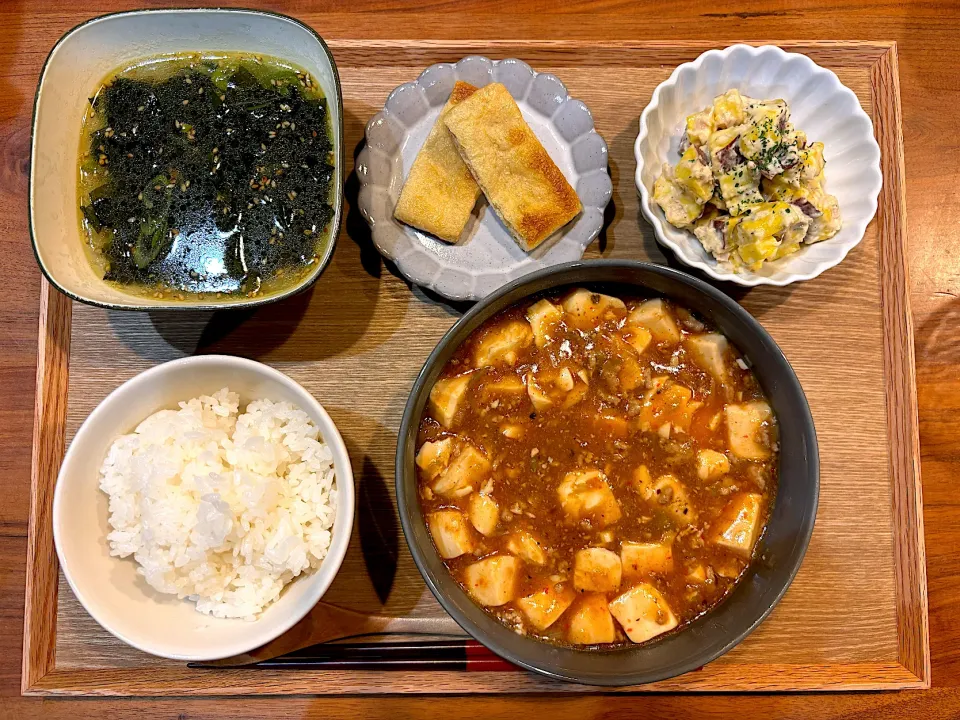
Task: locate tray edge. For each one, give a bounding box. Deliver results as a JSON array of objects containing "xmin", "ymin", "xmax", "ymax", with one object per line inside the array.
[{"xmin": 21, "ymin": 38, "xmax": 927, "ymax": 696}]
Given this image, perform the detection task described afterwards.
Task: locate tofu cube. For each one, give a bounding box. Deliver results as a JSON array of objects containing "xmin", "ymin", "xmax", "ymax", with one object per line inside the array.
[
  {"xmin": 526, "ymin": 299, "xmax": 563, "ymax": 348},
  {"xmin": 628, "ymin": 299, "xmax": 681, "ymax": 345},
  {"xmin": 516, "ymin": 581, "xmax": 576, "ymax": 630},
  {"xmin": 468, "ymin": 493, "xmax": 499, "ymax": 536},
  {"xmin": 500, "ymin": 424, "xmax": 524, "ymax": 439},
  {"xmin": 432, "ymin": 444, "xmax": 490, "ymax": 498},
  {"xmin": 634, "ymin": 470, "xmax": 697, "ymax": 526},
  {"xmin": 429, "ymin": 372, "xmax": 475, "ymax": 428},
  {"xmin": 609, "ymin": 583, "xmax": 679, "ymax": 644},
  {"xmin": 574, "ymin": 547, "xmax": 622, "ymax": 592},
  {"xmin": 474, "ymin": 320, "xmax": 533, "ymax": 368},
  {"xmin": 632, "ymin": 465, "xmax": 654, "ymax": 496},
  {"xmin": 481, "ymin": 374, "xmax": 527, "ymax": 396},
  {"xmin": 506, "ymin": 531, "xmax": 548, "ymax": 565},
  {"xmin": 686, "ymin": 333, "xmax": 729, "ymax": 380},
  {"xmin": 593, "ymin": 413, "xmax": 630, "ymax": 438},
  {"xmin": 427, "ymin": 510, "xmax": 475, "ymax": 559},
  {"xmin": 415, "ymin": 438, "xmax": 455, "ymax": 482},
  {"xmin": 639, "ymin": 382, "xmax": 700, "ymax": 435},
  {"xmin": 725, "ymin": 401, "xmax": 774, "ymax": 460},
  {"xmin": 697, "ymin": 449, "xmax": 730, "ymax": 480},
  {"xmin": 611, "ymin": 336, "xmax": 645, "ymax": 391},
  {"xmin": 621, "ymin": 541, "xmax": 674, "ymax": 578},
  {"xmin": 686, "ymin": 564, "xmax": 708, "ymax": 584},
  {"xmin": 526, "ymin": 369, "xmax": 588, "ymax": 412},
  {"xmin": 567, "ymin": 594, "xmax": 617, "ymax": 645},
  {"xmin": 561, "ymin": 288, "xmax": 627, "ymax": 331},
  {"xmin": 557, "ymin": 470, "xmax": 622, "ymax": 528},
  {"xmin": 712, "ymin": 493, "xmax": 764, "ymax": 555},
  {"xmin": 463, "ymin": 555, "xmax": 520, "ymax": 607},
  {"xmin": 621, "ymin": 325, "xmax": 653, "ymax": 356},
  {"xmin": 525, "ymin": 372, "xmax": 554, "ymax": 412}
]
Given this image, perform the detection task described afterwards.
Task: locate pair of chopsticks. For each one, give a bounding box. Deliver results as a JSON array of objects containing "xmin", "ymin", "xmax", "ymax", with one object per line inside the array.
[{"xmin": 191, "ymin": 639, "xmax": 521, "ymax": 672}]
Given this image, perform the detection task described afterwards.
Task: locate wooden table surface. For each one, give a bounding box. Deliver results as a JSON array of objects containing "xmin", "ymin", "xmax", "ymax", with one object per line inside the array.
[{"xmin": 2, "ymin": 1, "xmax": 958, "ymax": 717}]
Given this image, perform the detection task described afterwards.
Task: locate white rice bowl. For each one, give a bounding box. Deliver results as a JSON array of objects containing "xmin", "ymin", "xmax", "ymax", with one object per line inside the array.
[{"xmin": 98, "ymin": 387, "xmax": 337, "ymax": 620}]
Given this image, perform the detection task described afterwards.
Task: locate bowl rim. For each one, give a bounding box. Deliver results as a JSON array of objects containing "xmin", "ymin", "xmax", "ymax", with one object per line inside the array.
[
  {"xmin": 633, "ymin": 43, "xmax": 882, "ymax": 287},
  {"xmin": 395, "ymin": 259, "xmax": 819, "ymax": 685},
  {"xmin": 51, "ymin": 354, "xmax": 356, "ymax": 661},
  {"xmin": 29, "ymin": 7, "xmax": 346, "ymax": 312}
]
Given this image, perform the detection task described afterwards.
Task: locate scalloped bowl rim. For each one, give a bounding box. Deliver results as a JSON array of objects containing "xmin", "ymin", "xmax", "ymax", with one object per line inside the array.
[
  {"xmin": 634, "ymin": 44, "xmax": 882, "ymax": 287},
  {"xmin": 356, "ymin": 55, "xmax": 612, "ymax": 301}
]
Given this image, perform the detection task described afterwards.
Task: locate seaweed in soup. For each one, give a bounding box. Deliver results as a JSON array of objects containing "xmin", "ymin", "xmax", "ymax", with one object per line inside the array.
[{"xmin": 79, "ymin": 55, "xmax": 335, "ymax": 298}]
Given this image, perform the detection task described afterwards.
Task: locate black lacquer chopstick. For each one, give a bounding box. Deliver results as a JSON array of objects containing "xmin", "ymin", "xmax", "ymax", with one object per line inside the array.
[{"xmin": 190, "ymin": 639, "xmax": 520, "ymax": 672}]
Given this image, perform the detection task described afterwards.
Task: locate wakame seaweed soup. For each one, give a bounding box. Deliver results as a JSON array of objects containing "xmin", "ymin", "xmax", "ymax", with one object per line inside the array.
[{"xmin": 78, "ymin": 54, "xmax": 335, "ymax": 300}]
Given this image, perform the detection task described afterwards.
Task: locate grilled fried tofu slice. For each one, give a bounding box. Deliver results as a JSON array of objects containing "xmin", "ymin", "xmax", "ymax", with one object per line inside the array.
[
  {"xmin": 609, "ymin": 583, "xmax": 679, "ymax": 644},
  {"xmin": 474, "ymin": 320, "xmax": 533, "ymax": 368},
  {"xmin": 557, "ymin": 470, "xmax": 622, "ymax": 528},
  {"xmin": 568, "ymin": 594, "xmax": 617, "ymax": 645},
  {"xmin": 427, "ymin": 510, "xmax": 476, "ymax": 559},
  {"xmin": 463, "ymin": 555, "xmax": 520, "ymax": 607},
  {"xmin": 429, "ymin": 372, "xmax": 476, "ymax": 428},
  {"xmin": 621, "ymin": 540, "xmax": 674, "ymax": 578},
  {"xmin": 517, "ymin": 581, "xmax": 576, "ymax": 630},
  {"xmin": 443, "ymin": 83, "xmax": 582, "ymax": 251},
  {"xmin": 394, "ymin": 82, "xmax": 481, "ymax": 242},
  {"xmin": 712, "ymin": 493, "xmax": 763, "ymax": 555},
  {"xmin": 574, "ymin": 547, "xmax": 622, "ymax": 592},
  {"xmin": 725, "ymin": 401, "xmax": 774, "ymax": 460}
]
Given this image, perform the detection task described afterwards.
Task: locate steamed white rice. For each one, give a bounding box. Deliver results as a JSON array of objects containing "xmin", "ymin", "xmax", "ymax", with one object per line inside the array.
[{"xmin": 99, "ymin": 388, "xmax": 337, "ymax": 620}]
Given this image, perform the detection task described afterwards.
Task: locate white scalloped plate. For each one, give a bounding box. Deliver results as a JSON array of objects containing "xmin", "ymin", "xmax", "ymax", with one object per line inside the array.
[
  {"xmin": 357, "ymin": 56, "xmax": 612, "ymax": 301},
  {"xmin": 635, "ymin": 44, "xmax": 882, "ymax": 287}
]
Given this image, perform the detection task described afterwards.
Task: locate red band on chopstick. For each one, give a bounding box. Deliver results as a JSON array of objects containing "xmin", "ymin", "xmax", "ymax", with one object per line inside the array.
[{"xmin": 464, "ymin": 641, "xmax": 523, "ymax": 672}]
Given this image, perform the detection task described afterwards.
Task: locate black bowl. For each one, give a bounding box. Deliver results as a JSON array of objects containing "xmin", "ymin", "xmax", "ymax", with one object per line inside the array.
[{"xmin": 395, "ymin": 260, "xmax": 818, "ymax": 686}]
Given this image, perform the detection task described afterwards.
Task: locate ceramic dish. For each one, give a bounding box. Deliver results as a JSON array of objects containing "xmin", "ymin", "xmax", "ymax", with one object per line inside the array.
[
  {"xmin": 635, "ymin": 44, "xmax": 882, "ymax": 287},
  {"xmin": 396, "ymin": 260, "xmax": 819, "ymax": 685},
  {"xmin": 357, "ymin": 56, "xmax": 612, "ymax": 302},
  {"xmin": 31, "ymin": 8, "xmax": 345, "ymax": 310},
  {"xmin": 53, "ymin": 355, "xmax": 355, "ymax": 661}
]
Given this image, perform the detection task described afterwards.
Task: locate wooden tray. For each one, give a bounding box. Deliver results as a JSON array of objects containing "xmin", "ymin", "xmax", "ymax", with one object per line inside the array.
[{"xmin": 23, "ymin": 39, "xmax": 927, "ymax": 696}]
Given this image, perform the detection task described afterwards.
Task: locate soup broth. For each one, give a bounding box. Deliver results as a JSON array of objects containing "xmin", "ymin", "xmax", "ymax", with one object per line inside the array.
[{"xmin": 78, "ymin": 53, "xmax": 335, "ymax": 301}]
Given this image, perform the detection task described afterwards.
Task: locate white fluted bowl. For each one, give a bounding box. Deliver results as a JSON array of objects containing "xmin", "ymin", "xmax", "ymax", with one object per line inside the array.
[{"xmin": 635, "ymin": 44, "xmax": 882, "ymax": 286}]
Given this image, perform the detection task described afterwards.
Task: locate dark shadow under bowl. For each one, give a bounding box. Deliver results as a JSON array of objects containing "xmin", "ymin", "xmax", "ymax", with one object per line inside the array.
[{"xmin": 395, "ymin": 260, "xmax": 819, "ymax": 686}]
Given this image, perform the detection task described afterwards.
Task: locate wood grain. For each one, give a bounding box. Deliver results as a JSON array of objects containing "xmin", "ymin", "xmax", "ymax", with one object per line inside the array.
[
  {"xmin": 18, "ymin": 40, "xmax": 925, "ymax": 696},
  {"xmin": 2, "ymin": 1, "xmax": 959, "ymax": 716},
  {"xmin": 21, "ymin": 280, "xmax": 71, "ymax": 693},
  {"xmin": 870, "ymin": 44, "xmax": 931, "ymax": 685}
]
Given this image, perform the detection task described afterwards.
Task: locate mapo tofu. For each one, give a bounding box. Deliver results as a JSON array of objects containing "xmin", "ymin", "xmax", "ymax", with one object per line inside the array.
[{"xmin": 416, "ymin": 288, "xmax": 778, "ymax": 648}]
